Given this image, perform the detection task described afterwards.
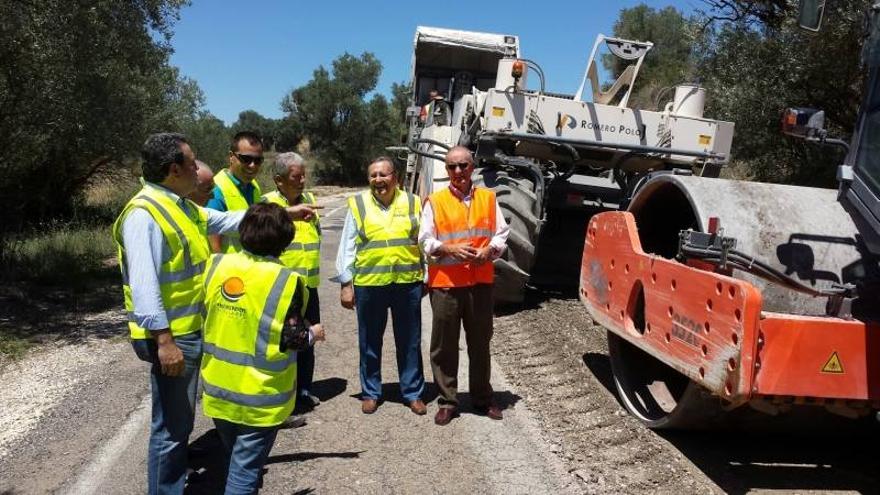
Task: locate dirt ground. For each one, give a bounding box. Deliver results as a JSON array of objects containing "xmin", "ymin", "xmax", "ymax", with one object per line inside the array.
[
  {"xmin": 3, "ymin": 187, "xmax": 880, "ymax": 493},
  {"xmin": 492, "ymin": 297, "xmax": 880, "ymax": 495}
]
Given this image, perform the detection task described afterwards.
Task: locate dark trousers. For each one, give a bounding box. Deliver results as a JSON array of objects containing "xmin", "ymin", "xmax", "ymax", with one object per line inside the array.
[
  {"xmin": 297, "ymin": 287, "xmax": 320, "ymax": 397},
  {"xmin": 429, "ymin": 284, "xmax": 494, "ymax": 408}
]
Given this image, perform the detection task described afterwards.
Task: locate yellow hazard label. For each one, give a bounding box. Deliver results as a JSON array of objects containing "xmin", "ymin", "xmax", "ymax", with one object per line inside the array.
[
  {"xmin": 492, "ymin": 106, "xmax": 505, "ymax": 117},
  {"xmin": 821, "ymin": 352, "xmax": 844, "ymax": 374},
  {"xmin": 698, "ymin": 134, "xmax": 712, "ymax": 146}
]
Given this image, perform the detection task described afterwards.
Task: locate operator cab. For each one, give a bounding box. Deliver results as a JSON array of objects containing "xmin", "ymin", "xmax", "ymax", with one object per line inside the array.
[
  {"xmin": 410, "ymin": 27, "xmax": 519, "ymax": 130},
  {"xmin": 406, "ymin": 27, "xmax": 520, "ymax": 197},
  {"xmin": 841, "ymin": 4, "xmax": 880, "ymax": 255},
  {"xmin": 794, "ymin": 1, "xmax": 880, "ymax": 256}
]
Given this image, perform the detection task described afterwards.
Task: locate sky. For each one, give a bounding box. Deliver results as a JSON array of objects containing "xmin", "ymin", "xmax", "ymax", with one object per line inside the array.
[{"xmin": 169, "ymin": 0, "xmax": 701, "ymax": 125}]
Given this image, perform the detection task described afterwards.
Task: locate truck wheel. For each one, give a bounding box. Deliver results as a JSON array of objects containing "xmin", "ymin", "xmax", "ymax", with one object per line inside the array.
[{"xmin": 473, "ymin": 167, "xmax": 540, "ymax": 305}]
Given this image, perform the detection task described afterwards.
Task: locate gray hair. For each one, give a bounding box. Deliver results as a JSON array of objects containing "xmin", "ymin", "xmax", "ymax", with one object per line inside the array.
[{"xmin": 273, "ymin": 152, "xmax": 305, "ymax": 176}]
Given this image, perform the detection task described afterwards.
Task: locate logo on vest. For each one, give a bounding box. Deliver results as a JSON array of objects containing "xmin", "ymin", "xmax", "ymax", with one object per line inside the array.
[{"xmin": 221, "ymin": 277, "xmax": 245, "ymax": 302}]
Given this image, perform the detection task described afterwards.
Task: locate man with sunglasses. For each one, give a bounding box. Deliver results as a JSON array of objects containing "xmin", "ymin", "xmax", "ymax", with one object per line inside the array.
[
  {"xmin": 419, "ymin": 146, "xmax": 509, "ymax": 426},
  {"xmin": 206, "ymin": 131, "xmax": 265, "ymax": 253}
]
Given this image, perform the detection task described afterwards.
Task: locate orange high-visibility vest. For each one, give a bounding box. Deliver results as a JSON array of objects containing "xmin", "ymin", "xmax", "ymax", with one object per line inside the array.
[{"xmin": 427, "ymin": 186, "xmax": 497, "ymax": 288}]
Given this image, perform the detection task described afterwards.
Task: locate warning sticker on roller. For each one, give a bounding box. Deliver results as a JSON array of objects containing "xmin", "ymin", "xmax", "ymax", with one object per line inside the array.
[{"xmin": 821, "ymin": 352, "xmax": 844, "ymax": 374}]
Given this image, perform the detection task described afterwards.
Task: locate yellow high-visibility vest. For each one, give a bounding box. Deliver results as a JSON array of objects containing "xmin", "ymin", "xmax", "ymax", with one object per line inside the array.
[
  {"xmin": 201, "ymin": 251, "xmax": 308, "ymax": 427},
  {"xmin": 112, "ymin": 184, "xmax": 210, "ymax": 339},
  {"xmin": 214, "ymin": 168, "xmax": 262, "ymax": 253},
  {"xmin": 349, "ymin": 189, "xmax": 423, "ymax": 286},
  {"xmin": 263, "ymin": 191, "xmax": 321, "ymax": 288}
]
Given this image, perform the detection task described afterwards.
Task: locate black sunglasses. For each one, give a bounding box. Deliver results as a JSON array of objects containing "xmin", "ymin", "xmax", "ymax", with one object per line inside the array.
[
  {"xmin": 234, "ymin": 153, "xmax": 264, "ymax": 166},
  {"xmin": 446, "ymin": 162, "xmax": 471, "ymax": 171}
]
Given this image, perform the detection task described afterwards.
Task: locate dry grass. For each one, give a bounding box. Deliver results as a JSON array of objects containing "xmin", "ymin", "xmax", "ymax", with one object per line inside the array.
[{"xmin": 2, "ymin": 224, "xmax": 118, "ymax": 286}]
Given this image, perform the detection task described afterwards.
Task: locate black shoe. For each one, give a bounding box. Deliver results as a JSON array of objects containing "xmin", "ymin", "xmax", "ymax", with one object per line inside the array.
[{"xmin": 280, "ymin": 415, "xmax": 306, "ymax": 429}]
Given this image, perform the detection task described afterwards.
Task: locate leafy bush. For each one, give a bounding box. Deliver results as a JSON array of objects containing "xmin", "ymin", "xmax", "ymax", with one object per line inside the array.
[{"xmin": 2, "ymin": 224, "xmax": 119, "ymax": 287}]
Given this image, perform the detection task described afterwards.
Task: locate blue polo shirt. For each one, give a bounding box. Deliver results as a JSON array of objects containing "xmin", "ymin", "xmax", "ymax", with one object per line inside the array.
[{"xmin": 205, "ymin": 172, "xmax": 259, "ymax": 212}]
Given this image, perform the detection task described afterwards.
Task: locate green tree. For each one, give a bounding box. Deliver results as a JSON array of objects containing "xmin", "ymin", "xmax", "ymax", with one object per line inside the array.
[
  {"xmin": 0, "ymin": 0, "xmax": 200, "ymax": 238},
  {"xmin": 274, "ymin": 116, "xmax": 303, "ymax": 152},
  {"xmin": 230, "ymin": 110, "xmax": 277, "ymax": 150},
  {"xmin": 389, "ymin": 81, "xmax": 412, "ymax": 146},
  {"xmin": 695, "ymin": 0, "xmax": 864, "ymax": 185},
  {"xmin": 180, "ymin": 112, "xmax": 230, "ymax": 170},
  {"xmin": 608, "ymin": 1, "xmax": 864, "ymax": 186},
  {"xmin": 280, "ymin": 52, "xmax": 394, "ymax": 184}
]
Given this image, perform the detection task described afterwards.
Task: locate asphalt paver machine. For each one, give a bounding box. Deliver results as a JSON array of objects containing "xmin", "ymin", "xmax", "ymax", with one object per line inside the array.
[{"xmin": 401, "ymin": 26, "xmax": 734, "ymax": 305}]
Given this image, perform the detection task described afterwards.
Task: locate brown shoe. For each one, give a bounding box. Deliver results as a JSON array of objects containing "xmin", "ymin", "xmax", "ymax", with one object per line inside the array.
[
  {"xmin": 361, "ymin": 399, "xmax": 378, "ymax": 414},
  {"xmin": 475, "ymin": 403, "xmax": 503, "ymax": 420},
  {"xmin": 408, "ymin": 399, "xmax": 427, "ymax": 415},
  {"xmin": 434, "ymin": 407, "xmax": 459, "ymax": 426}
]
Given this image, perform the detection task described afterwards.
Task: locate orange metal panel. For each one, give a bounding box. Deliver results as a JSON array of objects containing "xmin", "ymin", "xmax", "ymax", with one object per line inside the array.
[
  {"xmin": 580, "ymin": 211, "xmax": 762, "ymax": 404},
  {"xmin": 754, "ymin": 314, "xmax": 880, "ymax": 400},
  {"xmin": 579, "ymin": 211, "xmax": 880, "ymax": 405}
]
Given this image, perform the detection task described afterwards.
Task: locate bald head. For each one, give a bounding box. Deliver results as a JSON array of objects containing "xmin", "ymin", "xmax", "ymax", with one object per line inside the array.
[
  {"xmin": 189, "ymin": 160, "xmax": 215, "ymax": 206},
  {"xmin": 444, "ymin": 146, "xmax": 475, "ymax": 194},
  {"xmin": 446, "ymin": 146, "xmax": 472, "ymax": 163}
]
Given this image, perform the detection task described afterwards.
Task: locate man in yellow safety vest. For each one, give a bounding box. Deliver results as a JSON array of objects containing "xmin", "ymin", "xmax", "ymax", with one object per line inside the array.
[
  {"xmin": 332, "ymin": 156, "xmax": 427, "ymax": 416},
  {"xmin": 207, "ymin": 131, "xmax": 265, "ymax": 253},
  {"xmin": 263, "ymin": 152, "xmax": 322, "ymax": 409},
  {"xmin": 188, "ymin": 160, "xmax": 215, "ymax": 207}
]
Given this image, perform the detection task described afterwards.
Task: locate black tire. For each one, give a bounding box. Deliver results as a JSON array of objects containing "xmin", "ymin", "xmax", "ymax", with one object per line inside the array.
[{"xmin": 473, "ymin": 167, "xmax": 541, "ymax": 305}]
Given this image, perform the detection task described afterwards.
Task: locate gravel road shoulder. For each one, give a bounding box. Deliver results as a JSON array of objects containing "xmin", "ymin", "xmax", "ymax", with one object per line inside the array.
[{"xmin": 492, "ymin": 297, "xmax": 880, "ymax": 495}]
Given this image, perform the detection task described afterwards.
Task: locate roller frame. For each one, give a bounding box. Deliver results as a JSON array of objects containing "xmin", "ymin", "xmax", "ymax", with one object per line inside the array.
[{"xmin": 580, "ymin": 210, "xmax": 880, "ymax": 411}]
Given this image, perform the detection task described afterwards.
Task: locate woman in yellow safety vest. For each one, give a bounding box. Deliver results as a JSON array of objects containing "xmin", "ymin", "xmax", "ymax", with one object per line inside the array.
[{"xmin": 201, "ymin": 202, "xmax": 325, "ymax": 494}]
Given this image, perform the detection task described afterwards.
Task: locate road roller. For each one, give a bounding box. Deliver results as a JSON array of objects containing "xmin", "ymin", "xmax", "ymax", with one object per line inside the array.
[{"xmin": 579, "ymin": 1, "xmax": 880, "ymax": 428}]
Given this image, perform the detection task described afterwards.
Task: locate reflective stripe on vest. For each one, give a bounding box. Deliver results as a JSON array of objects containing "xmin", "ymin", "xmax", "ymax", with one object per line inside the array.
[
  {"xmin": 215, "ymin": 169, "xmax": 262, "ymax": 253},
  {"xmin": 427, "ymin": 186, "xmax": 496, "ymax": 288},
  {"xmin": 112, "ymin": 184, "xmax": 210, "ymax": 339},
  {"xmin": 202, "ymin": 381, "xmax": 293, "ymax": 407},
  {"xmin": 200, "ymin": 252, "xmax": 306, "ymax": 427},
  {"xmin": 349, "ymin": 190, "xmax": 423, "ymax": 286},
  {"xmin": 263, "ymin": 190, "xmax": 322, "ymax": 287}
]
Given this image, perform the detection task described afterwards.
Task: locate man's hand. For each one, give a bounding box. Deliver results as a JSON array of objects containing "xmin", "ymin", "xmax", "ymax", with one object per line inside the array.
[
  {"xmin": 285, "ymin": 204, "xmax": 323, "ymax": 221},
  {"xmin": 439, "ymin": 243, "xmax": 478, "ymax": 261},
  {"xmin": 340, "ymin": 283, "xmax": 355, "ymax": 310},
  {"xmin": 311, "ymin": 324, "xmax": 326, "ymax": 342},
  {"xmin": 155, "ymin": 331, "xmax": 185, "ymax": 377},
  {"xmin": 208, "ymin": 234, "xmax": 222, "ymax": 254},
  {"xmin": 472, "ymin": 246, "xmax": 493, "ymax": 265}
]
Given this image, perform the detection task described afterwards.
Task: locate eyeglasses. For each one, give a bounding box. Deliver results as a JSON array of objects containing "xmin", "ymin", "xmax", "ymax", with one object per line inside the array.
[
  {"xmin": 446, "ymin": 162, "xmax": 471, "ymax": 171},
  {"xmin": 234, "ymin": 153, "xmax": 264, "ymax": 166}
]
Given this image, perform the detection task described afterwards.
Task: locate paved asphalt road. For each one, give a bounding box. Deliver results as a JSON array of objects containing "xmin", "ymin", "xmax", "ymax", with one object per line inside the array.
[{"xmin": 0, "ymin": 191, "xmax": 578, "ymax": 495}]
